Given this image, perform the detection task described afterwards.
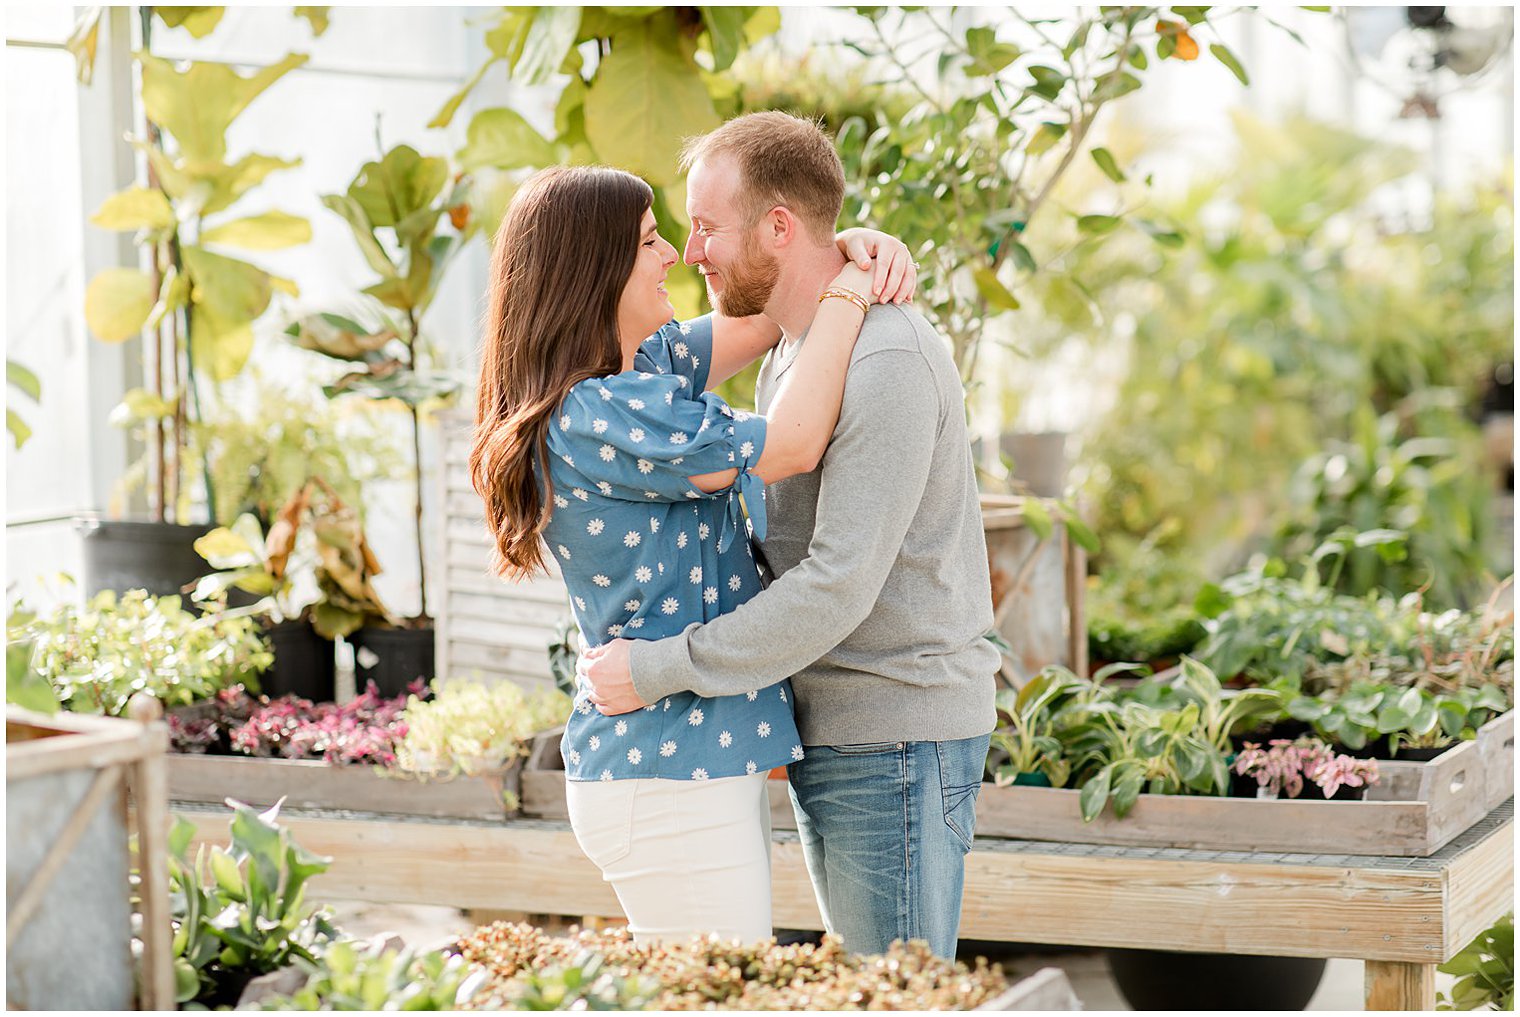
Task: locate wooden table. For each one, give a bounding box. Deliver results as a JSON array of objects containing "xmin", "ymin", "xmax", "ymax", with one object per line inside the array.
[{"xmin": 171, "ymin": 798, "xmax": 1513, "ymax": 1011}]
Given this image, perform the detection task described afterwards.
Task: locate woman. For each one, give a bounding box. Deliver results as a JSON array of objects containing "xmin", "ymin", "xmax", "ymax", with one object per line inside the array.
[{"xmin": 470, "ymin": 165, "xmax": 913, "ymax": 945}]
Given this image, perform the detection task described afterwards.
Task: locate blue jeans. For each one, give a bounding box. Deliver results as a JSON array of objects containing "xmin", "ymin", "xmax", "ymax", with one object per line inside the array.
[{"xmin": 786, "ymin": 733, "xmax": 989, "ymax": 959}]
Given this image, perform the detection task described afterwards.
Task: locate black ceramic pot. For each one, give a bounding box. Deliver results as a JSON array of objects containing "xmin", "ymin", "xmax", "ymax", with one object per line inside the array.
[
  {"xmin": 1107, "ymin": 949, "xmax": 1328, "ymax": 1010},
  {"xmin": 348, "ymin": 625, "xmax": 435, "ymax": 699},
  {"xmin": 76, "ymin": 518, "xmax": 214, "ymax": 599},
  {"xmin": 261, "ymin": 620, "xmax": 337, "ymax": 702}
]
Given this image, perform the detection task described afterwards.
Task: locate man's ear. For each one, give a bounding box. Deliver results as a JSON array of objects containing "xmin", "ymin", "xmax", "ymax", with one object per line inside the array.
[{"xmin": 764, "ymin": 205, "xmax": 803, "ymax": 249}]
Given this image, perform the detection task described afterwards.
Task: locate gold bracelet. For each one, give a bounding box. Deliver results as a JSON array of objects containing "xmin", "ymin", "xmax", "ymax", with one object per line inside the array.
[{"xmin": 819, "ymin": 286, "xmax": 869, "ymax": 316}]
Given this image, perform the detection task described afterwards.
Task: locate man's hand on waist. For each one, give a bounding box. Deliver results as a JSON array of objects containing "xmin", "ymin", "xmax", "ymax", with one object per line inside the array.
[{"xmin": 578, "ymin": 639, "xmax": 648, "ymax": 716}]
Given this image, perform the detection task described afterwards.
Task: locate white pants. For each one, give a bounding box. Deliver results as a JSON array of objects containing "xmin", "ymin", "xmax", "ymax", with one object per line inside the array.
[{"xmin": 565, "ymin": 772, "xmax": 773, "ymax": 945}]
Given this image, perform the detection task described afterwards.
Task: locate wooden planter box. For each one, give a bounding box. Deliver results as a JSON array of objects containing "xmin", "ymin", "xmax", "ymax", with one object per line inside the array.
[
  {"xmin": 166, "ymin": 753, "xmax": 522, "ymax": 821},
  {"xmin": 7, "ymin": 706, "xmax": 175, "ymax": 1010}
]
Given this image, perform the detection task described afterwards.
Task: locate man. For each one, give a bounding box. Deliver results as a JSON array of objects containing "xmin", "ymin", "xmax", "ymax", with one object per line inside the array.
[{"xmin": 580, "ymin": 111, "xmax": 998, "ymax": 959}]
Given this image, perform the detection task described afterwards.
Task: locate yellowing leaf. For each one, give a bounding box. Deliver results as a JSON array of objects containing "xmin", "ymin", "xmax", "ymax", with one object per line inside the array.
[
  {"xmin": 201, "ymin": 211, "xmax": 311, "ymax": 250},
  {"xmin": 193, "ymin": 526, "xmax": 259, "ymax": 568},
  {"xmin": 138, "ymin": 52, "xmax": 309, "ymax": 170},
  {"xmin": 91, "ymin": 186, "xmax": 175, "ymax": 232},
  {"xmin": 155, "ymin": 7, "xmax": 225, "ymax": 39},
  {"xmin": 972, "ymin": 266, "xmax": 1020, "ymax": 312},
  {"xmin": 583, "ymin": 24, "xmax": 719, "ymax": 187},
  {"xmin": 1175, "ymin": 29, "xmax": 1199, "ymax": 61},
  {"xmin": 456, "ymin": 107, "xmax": 557, "ymax": 172},
  {"xmin": 294, "ymin": 6, "xmax": 330, "ymax": 36},
  {"xmin": 85, "ymin": 268, "xmax": 154, "ymax": 342}
]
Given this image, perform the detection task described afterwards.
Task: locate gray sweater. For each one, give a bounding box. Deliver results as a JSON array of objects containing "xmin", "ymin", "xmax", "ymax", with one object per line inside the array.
[{"xmin": 628, "ymin": 303, "xmax": 999, "ymax": 745}]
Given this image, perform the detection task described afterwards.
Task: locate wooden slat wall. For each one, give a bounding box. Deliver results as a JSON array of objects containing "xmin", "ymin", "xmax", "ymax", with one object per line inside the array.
[{"xmin": 438, "ymin": 411, "xmax": 568, "ymax": 691}]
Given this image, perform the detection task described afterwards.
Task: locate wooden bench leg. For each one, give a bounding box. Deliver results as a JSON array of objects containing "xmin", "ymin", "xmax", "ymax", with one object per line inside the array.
[{"xmin": 1365, "ymin": 959, "xmax": 1436, "ymax": 1010}]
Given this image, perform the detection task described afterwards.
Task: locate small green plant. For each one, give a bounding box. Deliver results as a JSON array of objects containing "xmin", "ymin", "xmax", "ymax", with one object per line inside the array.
[
  {"xmin": 258, "ymin": 939, "xmax": 484, "ymax": 1011},
  {"xmin": 395, "ymin": 678, "xmax": 569, "ymax": 778},
  {"xmin": 13, "ymin": 587, "xmax": 271, "ymax": 714},
  {"xmin": 987, "ymin": 667, "xmax": 1086, "ymax": 787},
  {"xmin": 166, "ymin": 799, "xmax": 340, "ymax": 1006},
  {"xmin": 547, "ymin": 620, "xmax": 579, "ymax": 699},
  {"xmin": 1438, "ymin": 913, "xmax": 1514, "ymax": 1011},
  {"xmin": 505, "ymin": 951, "xmax": 659, "ymax": 1011}
]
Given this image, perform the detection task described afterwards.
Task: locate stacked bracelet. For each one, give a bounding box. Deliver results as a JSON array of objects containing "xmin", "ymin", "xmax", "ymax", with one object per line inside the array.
[{"xmin": 819, "ymin": 286, "xmax": 870, "ymax": 316}]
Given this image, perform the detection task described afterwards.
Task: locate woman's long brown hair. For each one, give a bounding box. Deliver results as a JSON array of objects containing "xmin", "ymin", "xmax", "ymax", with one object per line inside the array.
[{"xmin": 470, "ymin": 166, "xmax": 653, "ymax": 579}]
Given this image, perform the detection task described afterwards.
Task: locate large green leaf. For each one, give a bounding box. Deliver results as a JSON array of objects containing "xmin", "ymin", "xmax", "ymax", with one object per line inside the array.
[
  {"xmin": 516, "ymin": 6, "xmax": 581, "ymax": 84},
  {"xmin": 181, "ymin": 246, "xmax": 272, "ymax": 380},
  {"xmin": 155, "ymin": 7, "xmax": 225, "ymax": 38},
  {"xmin": 201, "ymin": 153, "xmax": 303, "ymax": 217},
  {"xmin": 8, "ymin": 360, "xmax": 41, "ymax": 401},
  {"xmin": 138, "ymin": 52, "xmax": 309, "ymax": 170},
  {"xmin": 294, "ymin": 7, "xmax": 330, "ymax": 36},
  {"xmin": 284, "ymin": 312, "xmax": 397, "ymax": 362},
  {"xmin": 325, "ymin": 369, "xmax": 461, "ymax": 406},
  {"xmin": 583, "ymin": 23, "xmax": 719, "ymax": 187},
  {"xmin": 700, "ymin": 7, "xmax": 750, "ymax": 71},
  {"xmin": 85, "ymin": 268, "xmax": 155, "ymax": 343},
  {"xmin": 456, "ymin": 107, "xmax": 557, "ymax": 173},
  {"xmin": 91, "ymin": 186, "xmax": 175, "ymax": 232},
  {"xmin": 347, "ymin": 145, "xmax": 448, "ymax": 230},
  {"xmin": 201, "ymin": 211, "xmax": 312, "ymax": 250},
  {"xmin": 320, "ymin": 194, "xmax": 395, "ymax": 278}
]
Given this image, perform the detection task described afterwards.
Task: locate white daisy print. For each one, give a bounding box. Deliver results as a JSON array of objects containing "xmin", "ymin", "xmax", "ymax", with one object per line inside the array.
[
  {"xmin": 597, "ymin": 481, "xmax": 613, "ymax": 496},
  {"xmin": 587, "ymin": 519, "xmax": 605, "ymax": 536},
  {"xmin": 779, "ymin": 687, "xmax": 787, "ymax": 703},
  {"xmin": 574, "ymin": 596, "xmax": 587, "ymax": 610},
  {"xmin": 746, "ymin": 690, "xmax": 758, "ymax": 701},
  {"xmin": 629, "ymin": 427, "xmax": 646, "ymax": 443},
  {"xmin": 568, "ymin": 749, "xmax": 581, "ymax": 765},
  {"xmin": 729, "ymin": 576, "xmax": 742, "ymax": 592},
  {"xmin": 739, "ymin": 440, "xmax": 755, "ymax": 458},
  {"xmin": 657, "ymin": 562, "xmax": 665, "ymax": 574},
  {"xmin": 626, "ymin": 618, "xmax": 644, "ymax": 629},
  {"xmin": 671, "ymin": 457, "xmax": 684, "ymax": 466},
  {"xmin": 600, "ymin": 769, "xmax": 614, "ymax": 781},
  {"xmin": 645, "ymin": 491, "xmax": 659, "ymax": 499},
  {"xmin": 691, "ymin": 768, "xmax": 709, "ymax": 781},
  {"xmin": 598, "ymin": 386, "xmax": 612, "ymax": 401},
  {"xmin": 559, "ymin": 414, "xmax": 571, "ymax": 431},
  {"xmin": 688, "ymin": 708, "xmax": 704, "ymax": 727},
  {"xmin": 665, "ymin": 391, "xmax": 673, "ymax": 405},
  {"xmin": 678, "ymin": 377, "xmax": 689, "ymax": 388},
  {"xmin": 589, "ymin": 735, "xmax": 601, "ymax": 750},
  {"xmin": 628, "ymin": 398, "xmax": 645, "ymax": 410},
  {"xmin": 644, "ymin": 703, "xmax": 658, "ymax": 712},
  {"xmin": 678, "ymin": 320, "xmax": 692, "ymax": 334},
  {"xmin": 791, "ymin": 745, "xmax": 805, "ymax": 761},
  {"xmin": 554, "ymin": 495, "xmax": 570, "ymax": 509},
  {"xmin": 660, "ymin": 740, "xmax": 678, "ymax": 758},
  {"xmin": 746, "ymin": 761, "xmax": 758, "ymax": 775},
  {"xmin": 691, "ymin": 356, "xmax": 701, "ymax": 372},
  {"xmin": 689, "ymin": 566, "xmax": 703, "ymax": 584},
  {"xmin": 663, "ymin": 699, "xmax": 672, "ymax": 711},
  {"xmin": 703, "ymin": 586, "xmax": 718, "ymax": 604},
  {"xmin": 661, "ymin": 597, "xmax": 679, "ymax": 614},
  {"xmin": 627, "ymin": 747, "xmax": 642, "ymax": 765},
  {"xmin": 676, "ymin": 532, "xmax": 689, "ymax": 549},
  {"xmin": 698, "ymin": 523, "xmax": 711, "ymax": 541},
  {"xmin": 614, "ymin": 720, "xmax": 628, "ymax": 736},
  {"xmin": 734, "ymin": 409, "xmax": 751, "ymax": 421},
  {"xmin": 592, "ymin": 574, "xmax": 611, "ymax": 588},
  {"xmin": 757, "ymin": 721, "xmax": 771, "ymax": 738},
  {"xmin": 673, "ymin": 341, "xmax": 690, "ymax": 359},
  {"xmin": 650, "ymin": 517, "xmax": 661, "ymax": 533},
  {"xmin": 572, "ymin": 488, "xmax": 589, "ymax": 501},
  {"xmin": 718, "ymin": 730, "xmax": 733, "ymax": 749},
  {"xmin": 698, "ymin": 419, "xmax": 711, "ymax": 433},
  {"xmin": 592, "ymin": 418, "xmax": 608, "ymax": 434},
  {"xmin": 561, "ymin": 454, "xmax": 575, "ymax": 467},
  {"xmin": 624, "ymin": 599, "xmax": 641, "ymax": 612},
  {"xmin": 599, "ymin": 444, "xmax": 616, "ymax": 462},
  {"xmin": 577, "ymin": 700, "xmax": 593, "ymax": 716},
  {"xmin": 623, "ymin": 530, "xmax": 642, "ymax": 548},
  {"xmin": 607, "ymin": 624, "xmax": 622, "ymax": 637},
  {"xmin": 635, "ymin": 566, "xmax": 653, "ymax": 583},
  {"xmin": 637, "ymin": 458, "xmax": 654, "ymax": 474},
  {"xmin": 670, "ymin": 431, "xmax": 689, "ymax": 445},
  {"xmin": 557, "ymin": 544, "xmax": 572, "ymax": 560}
]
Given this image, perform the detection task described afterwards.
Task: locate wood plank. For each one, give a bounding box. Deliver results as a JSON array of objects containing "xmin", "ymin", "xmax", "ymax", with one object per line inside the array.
[
  {"xmin": 445, "ymin": 566, "xmax": 568, "ymax": 603},
  {"xmin": 1365, "ymin": 960, "xmax": 1436, "ymax": 1011},
  {"xmin": 974, "ymin": 967, "xmax": 1081, "ymax": 1012},
  {"xmin": 1479, "ymin": 710, "xmax": 1515, "ymax": 811},
  {"xmin": 976, "ymin": 783, "xmax": 1441, "ymax": 856},
  {"xmin": 1442, "ymin": 812, "xmax": 1515, "ymax": 958},
  {"xmin": 444, "ymin": 641, "xmax": 555, "ymax": 686},
  {"xmin": 449, "ymin": 616, "xmax": 564, "ymax": 654},
  {"xmin": 162, "ymin": 809, "xmax": 1453, "ymax": 962},
  {"xmin": 163, "ymin": 755, "xmax": 518, "ymax": 821},
  {"xmin": 6, "ymin": 726, "xmax": 154, "ymax": 781},
  {"xmin": 448, "ymin": 591, "xmax": 571, "ymax": 629}
]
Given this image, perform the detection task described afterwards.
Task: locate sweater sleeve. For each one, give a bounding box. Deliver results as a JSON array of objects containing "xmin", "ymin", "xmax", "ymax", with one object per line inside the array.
[{"xmin": 627, "ymin": 348, "xmax": 940, "ymax": 702}]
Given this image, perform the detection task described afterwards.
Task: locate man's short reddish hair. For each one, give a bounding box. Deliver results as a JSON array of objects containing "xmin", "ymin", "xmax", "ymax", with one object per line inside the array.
[{"xmin": 680, "ymin": 111, "xmax": 845, "ymax": 244}]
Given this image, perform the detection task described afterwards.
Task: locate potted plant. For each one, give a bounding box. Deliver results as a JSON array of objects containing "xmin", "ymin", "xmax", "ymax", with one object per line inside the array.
[
  {"xmin": 986, "ymin": 667, "xmax": 1084, "ymax": 787},
  {"xmin": 9, "ymin": 586, "xmax": 271, "ymax": 717},
  {"xmin": 72, "ymin": 8, "xmax": 313, "ymax": 595},
  {"xmin": 1231, "ymin": 737, "xmax": 1381, "ymax": 801}
]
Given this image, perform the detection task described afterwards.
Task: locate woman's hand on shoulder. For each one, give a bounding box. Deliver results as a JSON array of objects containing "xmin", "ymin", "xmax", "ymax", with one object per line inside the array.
[{"xmin": 835, "ymin": 227, "xmax": 918, "ymax": 305}]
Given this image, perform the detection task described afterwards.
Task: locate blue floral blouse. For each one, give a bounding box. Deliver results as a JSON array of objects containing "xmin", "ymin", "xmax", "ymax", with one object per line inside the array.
[{"xmin": 543, "ymin": 316, "xmax": 803, "ymax": 782}]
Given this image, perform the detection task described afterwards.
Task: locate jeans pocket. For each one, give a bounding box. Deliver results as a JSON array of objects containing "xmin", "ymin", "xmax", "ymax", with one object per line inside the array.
[
  {"xmin": 828, "ymin": 741, "xmax": 906, "ymax": 756},
  {"xmin": 566, "ymin": 778, "xmax": 637, "ymax": 871},
  {"xmin": 937, "ymin": 741, "xmax": 985, "ymax": 852}
]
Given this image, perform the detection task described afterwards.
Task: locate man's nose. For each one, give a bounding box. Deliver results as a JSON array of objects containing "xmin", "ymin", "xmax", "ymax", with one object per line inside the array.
[{"xmin": 683, "ymin": 232, "xmax": 703, "ymax": 266}]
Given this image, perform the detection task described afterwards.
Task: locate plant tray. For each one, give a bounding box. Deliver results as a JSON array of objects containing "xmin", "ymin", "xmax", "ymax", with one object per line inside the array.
[{"xmin": 165, "ymin": 753, "xmax": 520, "ymax": 821}]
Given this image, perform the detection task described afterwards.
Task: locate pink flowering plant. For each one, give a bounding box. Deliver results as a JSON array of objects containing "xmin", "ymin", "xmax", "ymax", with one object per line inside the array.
[
  {"xmin": 1232, "ymin": 736, "xmax": 1380, "ymax": 799},
  {"xmin": 168, "ymin": 679, "xmax": 428, "ymax": 767}
]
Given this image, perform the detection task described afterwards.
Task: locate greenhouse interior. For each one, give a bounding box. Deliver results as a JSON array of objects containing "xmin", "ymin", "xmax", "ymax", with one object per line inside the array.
[{"xmin": 4, "ymin": 4, "xmax": 1515, "ymax": 1012}]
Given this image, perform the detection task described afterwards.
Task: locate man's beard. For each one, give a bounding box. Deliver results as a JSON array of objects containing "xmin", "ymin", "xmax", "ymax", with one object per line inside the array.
[{"xmin": 710, "ymin": 244, "xmax": 780, "ymax": 318}]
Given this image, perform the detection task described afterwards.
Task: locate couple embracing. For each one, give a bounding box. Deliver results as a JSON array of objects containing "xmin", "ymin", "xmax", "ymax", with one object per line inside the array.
[{"xmin": 470, "ymin": 111, "xmax": 998, "ymax": 960}]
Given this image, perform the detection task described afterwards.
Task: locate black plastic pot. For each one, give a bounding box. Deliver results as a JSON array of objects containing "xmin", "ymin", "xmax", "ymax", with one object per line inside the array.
[
  {"xmin": 1385, "ymin": 745, "xmax": 1447, "ymax": 762},
  {"xmin": 1107, "ymin": 948, "xmax": 1328, "ymax": 1010},
  {"xmin": 261, "ymin": 621, "xmax": 337, "ymax": 703},
  {"xmin": 348, "ymin": 625, "xmax": 435, "ymax": 699},
  {"xmin": 76, "ymin": 518, "xmax": 214, "ymax": 599}
]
